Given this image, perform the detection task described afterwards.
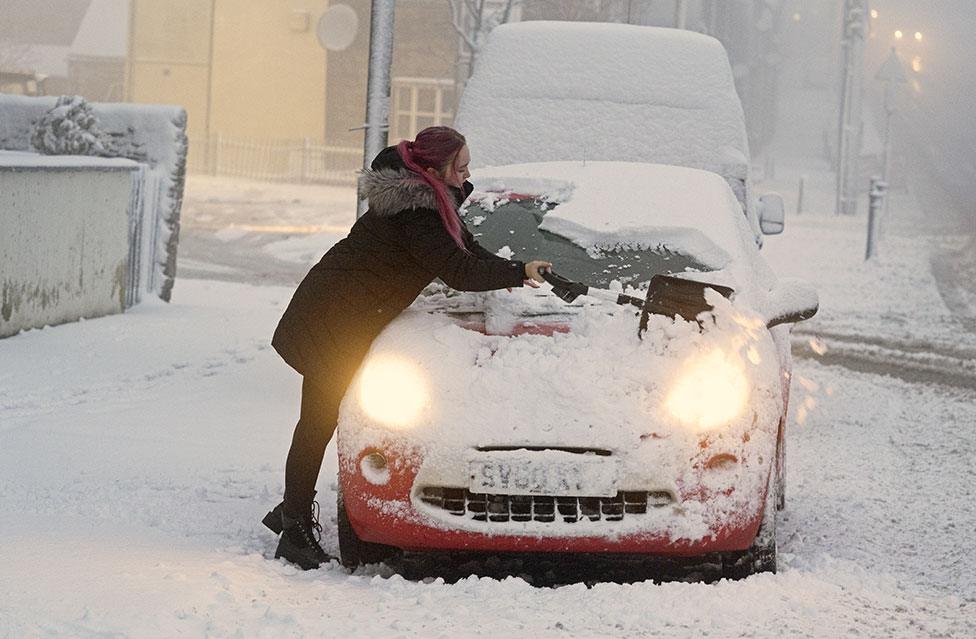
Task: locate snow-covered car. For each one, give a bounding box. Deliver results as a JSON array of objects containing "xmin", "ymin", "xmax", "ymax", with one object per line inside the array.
[
  {"xmin": 336, "ymin": 162, "xmax": 817, "ymax": 580},
  {"xmin": 454, "ymin": 21, "xmax": 787, "ymax": 243}
]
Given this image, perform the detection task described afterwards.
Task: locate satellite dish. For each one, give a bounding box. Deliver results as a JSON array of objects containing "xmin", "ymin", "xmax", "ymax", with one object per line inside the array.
[{"xmin": 317, "ymin": 4, "xmax": 358, "ymax": 52}]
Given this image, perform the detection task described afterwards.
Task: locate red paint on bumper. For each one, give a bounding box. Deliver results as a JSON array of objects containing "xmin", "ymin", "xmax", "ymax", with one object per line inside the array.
[{"xmin": 339, "ymin": 448, "xmax": 764, "ymax": 556}]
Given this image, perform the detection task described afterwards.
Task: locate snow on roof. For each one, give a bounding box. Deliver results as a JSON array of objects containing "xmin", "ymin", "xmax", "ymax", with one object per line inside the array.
[
  {"xmin": 471, "ymin": 161, "xmax": 753, "ymax": 271},
  {"xmin": 456, "ymin": 21, "xmax": 749, "ymax": 178}
]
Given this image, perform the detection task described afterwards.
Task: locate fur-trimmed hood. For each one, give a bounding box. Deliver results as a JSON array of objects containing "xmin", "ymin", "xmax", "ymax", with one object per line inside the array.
[{"xmin": 357, "ymin": 167, "xmax": 440, "ymax": 216}]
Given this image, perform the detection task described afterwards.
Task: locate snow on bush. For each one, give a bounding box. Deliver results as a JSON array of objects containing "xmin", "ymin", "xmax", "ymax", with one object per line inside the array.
[{"xmin": 30, "ymin": 95, "xmax": 107, "ymax": 156}]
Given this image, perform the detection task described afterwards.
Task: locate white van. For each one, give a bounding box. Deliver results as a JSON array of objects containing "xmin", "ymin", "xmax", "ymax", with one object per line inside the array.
[{"xmin": 454, "ymin": 21, "xmax": 785, "ymax": 241}]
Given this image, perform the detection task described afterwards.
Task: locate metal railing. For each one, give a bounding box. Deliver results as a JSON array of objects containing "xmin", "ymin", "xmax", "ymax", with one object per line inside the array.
[{"xmin": 186, "ymin": 134, "xmax": 362, "ymax": 185}]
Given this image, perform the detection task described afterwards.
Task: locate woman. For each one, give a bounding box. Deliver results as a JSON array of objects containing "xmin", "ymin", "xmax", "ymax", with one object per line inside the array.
[{"xmin": 263, "ymin": 126, "xmax": 552, "ymax": 570}]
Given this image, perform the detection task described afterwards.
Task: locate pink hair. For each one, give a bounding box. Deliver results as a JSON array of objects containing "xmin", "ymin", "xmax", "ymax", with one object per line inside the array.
[{"xmin": 397, "ymin": 126, "xmax": 468, "ymax": 250}]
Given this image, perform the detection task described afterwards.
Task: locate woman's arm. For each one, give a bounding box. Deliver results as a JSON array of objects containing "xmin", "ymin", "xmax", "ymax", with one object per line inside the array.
[{"xmin": 397, "ymin": 208, "xmax": 526, "ymax": 292}]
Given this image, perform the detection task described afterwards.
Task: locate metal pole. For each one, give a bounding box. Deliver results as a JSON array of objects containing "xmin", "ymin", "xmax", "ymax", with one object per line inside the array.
[
  {"xmin": 835, "ymin": 0, "xmax": 867, "ymax": 216},
  {"xmin": 866, "ymin": 176, "xmax": 886, "ymax": 260},
  {"xmin": 880, "ymin": 83, "xmax": 894, "ymax": 236},
  {"xmin": 835, "ymin": 2, "xmax": 851, "ymax": 215},
  {"xmin": 881, "ymin": 83, "xmax": 893, "ymax": 185},
  {"xmin": 797, "ymin": 175, "xmax": 805, "ymax": 215},
  {"xmin": 674, "ymin": 0, "xmax": 688, "ymax": 29},
  {"xmin": 359, "ymin": 0, "xmax": 396, "ymax": 218}
]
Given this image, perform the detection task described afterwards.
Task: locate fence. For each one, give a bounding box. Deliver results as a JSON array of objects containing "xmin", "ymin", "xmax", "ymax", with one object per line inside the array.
[{"xmin": 187, "ymin": 134, "xmax": 363, "ymax": 185}]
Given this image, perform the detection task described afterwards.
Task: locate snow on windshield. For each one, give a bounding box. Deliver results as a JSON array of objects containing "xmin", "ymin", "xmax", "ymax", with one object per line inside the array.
[
  {"xmin": 472, "ymin": 162, "xmax": 752, "ymax": 272},
  {"xmin": 455, "ymin": 21, "xmax": 748, "ymax": 177}
]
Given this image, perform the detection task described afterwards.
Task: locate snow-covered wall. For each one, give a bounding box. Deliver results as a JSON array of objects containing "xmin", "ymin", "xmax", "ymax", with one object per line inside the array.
[
  {"xmin": 0, "ymin": 152, "xmax": 137, "ymax": 338},
  {"xmin": 0, "ymin": 93, "xmax": 188, "ymax": 302}
]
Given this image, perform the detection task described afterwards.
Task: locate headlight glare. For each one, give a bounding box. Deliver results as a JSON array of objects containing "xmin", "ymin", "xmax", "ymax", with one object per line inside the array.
[
  {"xmin": 665, "ymin": 348, "xmax": 749, "ymax": 431},
  {"xmin": 357, "ymin": 354, "xmax": 428, "ymax": 428}
]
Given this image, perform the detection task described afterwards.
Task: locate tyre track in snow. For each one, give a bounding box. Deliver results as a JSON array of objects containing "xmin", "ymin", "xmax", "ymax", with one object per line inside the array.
[{"xmin": 791, "ymin": 329, "xmax": 976, "ymax": 391}]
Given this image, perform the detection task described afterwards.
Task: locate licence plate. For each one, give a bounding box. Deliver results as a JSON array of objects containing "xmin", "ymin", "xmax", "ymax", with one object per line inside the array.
[{"xmin": 469, "ymin": 456, "xmax": 617, "ymax": 497}]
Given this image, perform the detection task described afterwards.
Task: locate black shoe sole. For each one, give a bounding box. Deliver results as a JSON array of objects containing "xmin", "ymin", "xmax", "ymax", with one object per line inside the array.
[{"xmin": 262, "ymin": 503, "xmax": 284, "ymax": 535}]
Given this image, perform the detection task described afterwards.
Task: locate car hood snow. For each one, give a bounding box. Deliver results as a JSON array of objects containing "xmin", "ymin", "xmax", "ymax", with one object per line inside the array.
[{"xmin": 338, "ymin": 291, "xmax": 784, "ymax": 460}]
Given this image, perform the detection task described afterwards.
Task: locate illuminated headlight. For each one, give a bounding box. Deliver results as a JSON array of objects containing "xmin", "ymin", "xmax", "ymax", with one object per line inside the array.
[
  {"xmin": 665, "ymin": 348, "xmax": 749, "ymax": 431},
  {"xmin": 357, "ymin": 354, "xmax": 428, "ymax": 428}
]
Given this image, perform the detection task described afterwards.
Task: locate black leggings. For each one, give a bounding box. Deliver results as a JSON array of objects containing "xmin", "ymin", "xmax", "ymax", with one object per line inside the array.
[{"xmin": 283, "ymin": 370, "xmax": 357, "ymax": 515}]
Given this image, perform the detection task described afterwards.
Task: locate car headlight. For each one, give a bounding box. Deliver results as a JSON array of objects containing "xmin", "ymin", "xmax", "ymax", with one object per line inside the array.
[
  {"xmin": 357, "ymin": 354, "xmax": 428, "ymax": 428},
  {"xmin": 664, "ymin": 348, "xmax": 749, "ymax": 431}
]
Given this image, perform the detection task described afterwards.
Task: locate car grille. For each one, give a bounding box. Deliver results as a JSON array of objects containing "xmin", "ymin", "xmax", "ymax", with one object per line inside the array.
[{"xmin": 418, "ymin": 487, "xmax": 674, "ymax": 523}]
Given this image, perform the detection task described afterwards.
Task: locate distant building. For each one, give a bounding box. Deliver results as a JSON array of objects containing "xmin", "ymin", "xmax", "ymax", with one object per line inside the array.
[
  {"xmin": 0, "ymin": 0, "xmax": 126, "ymax": 100},
  {"xmin": 125, "ymin": 0, "xmax": 459, "ymax": 178}
]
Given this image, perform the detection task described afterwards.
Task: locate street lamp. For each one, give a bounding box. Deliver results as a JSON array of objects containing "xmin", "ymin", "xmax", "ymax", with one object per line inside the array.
[
  {"xmin": 865, "ymin": 47, "xmax": 908, "ymax": 260},
  {"xmin": 875, "ymin": 47, "xmax": 908, "ymax": 187},
  {"xmin": 835, "ymin": 0, "xmax": 868, "ymax": 216}
]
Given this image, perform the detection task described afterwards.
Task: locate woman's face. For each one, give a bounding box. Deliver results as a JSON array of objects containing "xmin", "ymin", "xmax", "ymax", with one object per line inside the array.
[{"xmin": 441, "ymin": 144, "xmax": 471, "ymax": 188}]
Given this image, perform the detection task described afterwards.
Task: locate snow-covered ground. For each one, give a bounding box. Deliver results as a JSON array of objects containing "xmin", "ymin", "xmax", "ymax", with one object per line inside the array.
[
  {"xmin": 2, "ymin": 160, "xmax": 975, "ymax": 636},
  {"xmin": 3, "ymin": 110, "xmax": 976, "ymax": 637},
  {"xmin": 1, "ymin": 275, "xmax": 973, "ymax": 636}
]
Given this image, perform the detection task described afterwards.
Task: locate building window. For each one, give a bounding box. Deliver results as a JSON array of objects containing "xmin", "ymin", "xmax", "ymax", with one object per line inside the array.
[{"xmin": 390, "ymin": 77, "xmax": 456, "ymax": 141}]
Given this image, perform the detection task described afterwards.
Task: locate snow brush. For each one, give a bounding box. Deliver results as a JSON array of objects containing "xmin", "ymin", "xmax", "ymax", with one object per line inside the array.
[{"xmin": 541, "ymin": 270, "xmax": 734, "ymax": 337}]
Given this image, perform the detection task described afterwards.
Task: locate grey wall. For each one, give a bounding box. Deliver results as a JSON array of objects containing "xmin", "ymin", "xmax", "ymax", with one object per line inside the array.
[{"xmin": 0, "ymin": 155, "xmax": 136, "ymax": 337}]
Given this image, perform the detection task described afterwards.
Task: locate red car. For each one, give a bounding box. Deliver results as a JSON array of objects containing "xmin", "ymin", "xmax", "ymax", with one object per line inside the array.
[{"xmin": 336, "ymin": 162, "xmax": 817, "ymax": 580}]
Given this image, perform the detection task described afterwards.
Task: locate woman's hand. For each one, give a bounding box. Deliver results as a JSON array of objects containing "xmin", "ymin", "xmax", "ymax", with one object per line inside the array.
[{"xmin": 524, "ymin": 260, "xmax": 553, "ymax": 288}]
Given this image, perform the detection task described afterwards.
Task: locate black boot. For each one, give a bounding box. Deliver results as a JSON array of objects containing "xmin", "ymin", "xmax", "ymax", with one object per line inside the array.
[
  {"xmin": 261, "ymin": 501, "xmax": 286, "ymax": 535},
  {"xmin": 274, "ymin": 501, "xmax": 333, "ymax": 570},
  {"xmin": 261, "ymin": 490, "xmax": 315, "ymax": 535}
]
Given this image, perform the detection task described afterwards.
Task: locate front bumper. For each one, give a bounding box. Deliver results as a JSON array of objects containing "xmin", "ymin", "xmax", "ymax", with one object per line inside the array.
[{"xmin": 339, "ymin": 444, "xmax": 768, "ymax": 556}]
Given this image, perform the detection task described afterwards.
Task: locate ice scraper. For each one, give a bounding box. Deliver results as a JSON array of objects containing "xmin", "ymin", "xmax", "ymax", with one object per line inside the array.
[{"xmin": 541, "ymin": 270, "xmax": 734, "ymax": 336}]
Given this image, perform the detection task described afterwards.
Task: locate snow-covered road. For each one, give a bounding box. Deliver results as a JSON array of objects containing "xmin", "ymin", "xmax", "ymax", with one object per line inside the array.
[
  {"xmin": 4, "ymin": 154, "xmax": 976, "ymax": 637},
  {"xmin": 1, "ymin": 278, "xmax": 973, "ymax": 638}
]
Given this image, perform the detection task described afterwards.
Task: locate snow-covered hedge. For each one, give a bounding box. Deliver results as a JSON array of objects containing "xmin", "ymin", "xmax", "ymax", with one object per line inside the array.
[{"xmin": 0, "ymin": 93, "xmax": 188, "ymax": 302}]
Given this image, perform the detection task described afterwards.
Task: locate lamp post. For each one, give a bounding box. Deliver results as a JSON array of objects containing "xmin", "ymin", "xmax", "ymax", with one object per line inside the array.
[
  {"xmin": 835, "ymin": 0, "xmax": 868, "ymax": 216},
  {"xmin": 875, "ymin": 46, "xmax": 908, "ymax": 189},
  {"xmin": 865, "ymin": 48, "xmax": 906, "ymax": 260},
  {"xmin": 359, "ymin": 0, "xmax": 396, "ymax": 218}
]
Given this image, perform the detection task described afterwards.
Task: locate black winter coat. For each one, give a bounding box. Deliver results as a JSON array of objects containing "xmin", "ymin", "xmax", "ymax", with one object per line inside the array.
[{"xmin": 271, "ymin": 146, "xmax": 526, "ymax": 378}]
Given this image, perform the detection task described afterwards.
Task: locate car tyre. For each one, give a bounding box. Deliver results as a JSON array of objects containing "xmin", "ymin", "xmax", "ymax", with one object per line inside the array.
[
  {"xmin": 775, "ymin": 422, "xmax": 787, "ymax": 511},
  {"xmin": 751, "ymin": 474, "xmax": 778, "ymax": 574},
  {"xmin": 337, "ymin": 487, "xmax": 400, "ymax": 569}
]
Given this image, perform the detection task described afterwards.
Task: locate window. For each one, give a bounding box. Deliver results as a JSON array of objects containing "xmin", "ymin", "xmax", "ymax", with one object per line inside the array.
[{"xmin": 390, "ymin": 77, "xmax": 456, "ymax": 141}]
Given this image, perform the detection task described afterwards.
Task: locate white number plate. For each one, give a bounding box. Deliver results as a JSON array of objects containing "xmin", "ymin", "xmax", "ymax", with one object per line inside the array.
[{"xmin": 469, "ymin": 456, "xmax": 617, "ymax": 497}]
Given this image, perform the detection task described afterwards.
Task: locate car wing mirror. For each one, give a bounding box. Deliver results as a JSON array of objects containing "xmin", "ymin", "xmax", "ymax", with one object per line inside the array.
[
  {"xmin": 758, "ymin": 193, "xmax": 785, "ymax": 235},
  {"xmin": 764, "ymin": 278, "xmax": 818, "ymax": 328}
]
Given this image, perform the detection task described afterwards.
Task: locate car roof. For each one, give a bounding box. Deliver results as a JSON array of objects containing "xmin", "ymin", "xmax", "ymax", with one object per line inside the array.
[{"xmin": 455, "ymin": 21, "xmax": 750, "ymax": 179}]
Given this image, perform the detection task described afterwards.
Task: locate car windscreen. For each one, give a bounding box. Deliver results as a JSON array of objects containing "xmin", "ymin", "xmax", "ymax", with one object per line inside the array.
[{"xmin": 463, "ymin": 197, "xmax": 712, "ymax": 289}]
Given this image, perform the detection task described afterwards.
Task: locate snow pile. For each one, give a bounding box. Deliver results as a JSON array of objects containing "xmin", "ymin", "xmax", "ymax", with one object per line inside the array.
[
  {"xmin": 455, "ymin": 21, "xmax": 749, "ymax": 180},
  {"xmin": 29, "ymin": 95, "xmax": 106, "ymax": 156}
]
